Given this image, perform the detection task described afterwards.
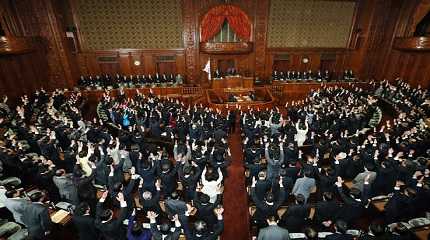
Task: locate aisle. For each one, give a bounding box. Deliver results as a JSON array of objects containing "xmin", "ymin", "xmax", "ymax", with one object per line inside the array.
[{"xmin": 222, "ymin": 126, "xmax": 250, "ymax": 240}]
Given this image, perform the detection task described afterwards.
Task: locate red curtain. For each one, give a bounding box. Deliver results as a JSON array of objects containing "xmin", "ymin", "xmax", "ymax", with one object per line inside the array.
[{"xmin": 200, "ymin": 5, "xmax": 251, "ymax": 42}]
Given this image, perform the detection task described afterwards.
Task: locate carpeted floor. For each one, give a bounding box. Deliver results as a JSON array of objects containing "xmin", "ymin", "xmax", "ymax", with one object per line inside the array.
[{"xmin": 221, "ymin": 126, "xmax": 251, "ymax": 240}]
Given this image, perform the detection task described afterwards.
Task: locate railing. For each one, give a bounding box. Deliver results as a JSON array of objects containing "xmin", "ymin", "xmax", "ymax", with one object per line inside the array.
[{"xmin": 182, "ymin": 87, "xmax": 203, "ymax": 96}]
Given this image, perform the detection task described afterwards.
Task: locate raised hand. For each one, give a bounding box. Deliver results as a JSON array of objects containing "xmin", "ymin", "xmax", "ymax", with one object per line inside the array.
[
  {"xmin": 214, "ymin": 207, "xmax": 224, "ymax": 216},
  {"xmin": 116, "ymin": 192, "xmax": 124, "ymax": 202},
  {"xmin": 335, "ymin": 176, "xmax": 343, "ymax": 187},
  {"xmin": 101, "ymin": 190, "xmax": 109, "ymax": 200},
  {"xmin": 147, "ymin": 211, "xmax": 158, "ymax": 219}
]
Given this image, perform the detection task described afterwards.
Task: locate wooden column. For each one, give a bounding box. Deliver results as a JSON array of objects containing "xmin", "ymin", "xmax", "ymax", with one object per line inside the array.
[
  {"xmin": 254, "ymin": 0, "xmax": 269, "ymax": 80},
  {"xmin": 182, "ymin": 0, "xmax": 198, "ymax": 84}
]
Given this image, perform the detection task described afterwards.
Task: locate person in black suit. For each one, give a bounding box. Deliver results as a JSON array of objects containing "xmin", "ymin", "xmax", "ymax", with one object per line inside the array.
[
  {"xmin": 184, "ymin": 207, "xmax": 224, "ymax": 240},
  {"xmin": 138, "ymin": 179, "xmax": 162, "ymax": 214},
  {"xmin": 251, "ymin": 176, "xmax": 285, "ymax": 228},
  {"xmin": 314, "ymin": 192, "xmax": 340, "ymax": 229},
  {"xmin": 194, "ymin": 191, "xmax": 221, "ymax": 227},
  {"xmin": 73, "ymin": 202, "xmax": 99, "ymax": 240},
  {"xmin": 178, "ymin": 161, "xmax": 202, "ymax": 202},
  {"xmin": 325, "ymin": 220, "xmax": 353, "ymax": 240},
  {"xmin": 358, "ymin": 222, "xmax": 387, "ymax": 240},
  {"xmin": 280, "ymin": 194, "xmax": 310, "ymax": 232},
  {"xmin": 384, "ymin": 182, "xmax": 413, "ymax": 224},
  {"xmin": 95, "ymin": 191, "xmax": 128, "ymax": 240},
  {"xmin": 22, "ymin": 191, "xmax": 52, "ymax": 240},
  {"xmin": 147, "ymin": 211, "xmax": 181, "ymax": 240},
  {"xmin": 335, "ymin": 176, "xmax": 371, "ymax": 225},
  {"xmin": 158, "ymin": 160, "xmax": 178, "ymax": 196},
  {"xmin": 73, "ymin": 160, "xmax": 97, "ymax": 207}
]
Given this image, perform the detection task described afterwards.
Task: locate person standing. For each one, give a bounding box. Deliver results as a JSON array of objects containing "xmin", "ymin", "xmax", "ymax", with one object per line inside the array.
[{"xmin": 257, "ymin": 215, "xmax": 290, "ymax": 240}]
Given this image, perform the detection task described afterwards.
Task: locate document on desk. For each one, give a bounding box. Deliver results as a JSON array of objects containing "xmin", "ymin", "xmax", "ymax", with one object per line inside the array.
[{"xmin": 51, "ymin": 209, "xmax": 70, "ymax": 223}]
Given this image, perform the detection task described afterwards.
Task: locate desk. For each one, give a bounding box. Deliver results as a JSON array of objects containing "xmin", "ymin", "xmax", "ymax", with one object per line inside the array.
[
  {"xmin": 206, "ymin": 87, "xmax": 275, "ymax": 111},
  {"xmin": 211, "ymin": 76, "xmax": 253, "ymax": 89}
]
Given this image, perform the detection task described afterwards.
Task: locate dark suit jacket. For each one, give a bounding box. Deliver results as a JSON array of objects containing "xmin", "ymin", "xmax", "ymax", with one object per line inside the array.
[
  {"xmin": 257, "ymin": 225, "xmax": 290, "ymax": 240},
  {"xmin": 194, "ymin": 193, "xmax": 221, "ymax": 226},
  {"xmin": 95, "ymin": 202, "xmax": 128, "ymax": 240},
  {"xmin": 22, "ymin": 202, "xmax": 52, "ymax": 239},
  {"xmin": 325, "ymin": 233, "xmax": 354, "ymax": 240},
  {"xmin": 280, "ymin": 204, "xmax": 309, "ymax": 232},
  {"xmin": 251, "ymin": 186, "xmax": 285, "ymax": 221},
  {"xmin": 73, "ymin": 214, "xmax": 99, "ymax": 240},
  {"xmin": 149, "ymin": 223, "xmax": 181, "ymax": 240},
  {"xmin": 336, "ymin": 184, "xmax": 370, "ymax": 224},
  {"xmin": 314, "ymin": 200, "xmax": 340, "ymax": 223},
  {"xmin": 185, "ymin": 219, "xmax": 224, "ymax": 240}
]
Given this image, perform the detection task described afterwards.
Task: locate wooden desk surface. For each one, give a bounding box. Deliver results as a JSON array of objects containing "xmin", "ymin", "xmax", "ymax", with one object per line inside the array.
[
  {"xmin": 49, "ymin": 209, "xmax": 72, "ymax": 226},
  {"xmin": 414, "ymin": 227, "xmax": 430, "ymax": 240}
]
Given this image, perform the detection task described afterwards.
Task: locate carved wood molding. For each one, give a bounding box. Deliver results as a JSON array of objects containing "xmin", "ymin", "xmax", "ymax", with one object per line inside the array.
[
  {"xmin": 200, "ymin": 42, "xmax": 253, "ymax": 54},
  {"xmin": 254, "ymin": 0, "xmax": 269, "ymax": 79},
  {"xmin": 393, "ymin": 37, "xmax": 430, "ymax": 51},
  {"xmin": 182, "ymin": 0, "xmax": 198, "ymax": 84}
]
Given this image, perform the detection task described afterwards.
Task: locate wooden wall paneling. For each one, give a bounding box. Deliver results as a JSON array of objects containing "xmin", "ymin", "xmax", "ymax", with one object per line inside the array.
[
  {"xmin": 142, "ymin": 53, "xmax": 153, "ymax": 74},
  {"xmin": 407, "ymin": 54, "xmax": 420, "ymax": 86},
  {"xmin": 422, "ymin": 54, "xmax": 430, "ymax": 87},
  {"xmin": 119, "ymin": 52, "xmax": 132, "ymax": 75},
  {"xmin": 412, "ymin": 53, "xmax": 426, "ymax": 86},
  {"xmin": 11, "ymin": 0, "xmax": 76, "ymax": 89},
  {"xmin": 405, "ymin": 0, "xmax": 430, "ymax": 37},
  {"xmin": 175, "ymin": 53, "xmax": 185, "ymax": 77},
  {"xmin": 347, "ymin": 0, "xmax": 380, "ymax": 79}
]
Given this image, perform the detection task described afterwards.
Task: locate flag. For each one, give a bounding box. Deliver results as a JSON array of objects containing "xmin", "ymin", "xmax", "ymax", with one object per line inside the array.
[{"xmin": 203, "ymin": 59, "xmax": 211, "ymax": 80}]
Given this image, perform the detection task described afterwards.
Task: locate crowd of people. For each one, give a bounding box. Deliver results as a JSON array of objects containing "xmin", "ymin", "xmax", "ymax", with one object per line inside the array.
[
  {"xmin": 242, "ymin": 80, "xmax": 430, "ymax": 239},
  {"xmin": 78, "ymin": 73, "xmax": 184, "ymax": 89},
  {"xmin": 271, "ymin": 69, "xmax": 356, "ymax": 82},
  {"xmin": 0, "ymin": 79, "xmax": 429, "ymax": 240},
  {"xmin": 0, "ymin": 88, "xmax": 231, "ymax": 239}
]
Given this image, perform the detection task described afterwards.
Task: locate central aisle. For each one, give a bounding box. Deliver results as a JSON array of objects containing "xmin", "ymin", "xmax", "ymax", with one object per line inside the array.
[{"xmin": 222, "ymin": 125, "xmax": 251, "ymax": 240}]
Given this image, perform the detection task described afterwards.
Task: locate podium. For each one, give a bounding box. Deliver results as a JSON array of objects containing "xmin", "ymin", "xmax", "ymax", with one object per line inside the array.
[{"xmin": 211, "ymin": 76, "xmax": 254, "ymax": 89}]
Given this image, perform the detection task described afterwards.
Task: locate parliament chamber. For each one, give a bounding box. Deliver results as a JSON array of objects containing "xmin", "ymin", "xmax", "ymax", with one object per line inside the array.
[{"xmin": 0, "ymin": 0, "xmax": 430, "ymax": 240}]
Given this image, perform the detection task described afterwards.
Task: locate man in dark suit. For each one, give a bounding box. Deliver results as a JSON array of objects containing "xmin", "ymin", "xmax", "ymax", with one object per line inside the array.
[
  {"xmin": 358, "ymin": 222, "xmax": 387, "ymax": 240},
  {"xmin": 251, "ymin": 176, "xmax": 285, "ymax": 228},
  {"xmin": 73, "ymin": 202, "xmax": 99, "ymax": 240},
  {"xmin": 314, "ymin": 192, "xmax": 340, "ymax": 228},
  {"xmin": 22, "ymin": 192, "xmax": 52, "ymax": 240},
  {"xmin": 257, "ymin": 215, "xmax": 290, "ymax": 240},
  {"xmin": 184, "ymin": 207, "xmax": 224, "ymax": 240},
  {"xmin": 147, "ymin": 211, "xmax": 181, "ymax": 240},
  {"xmin": 194, "ymin": 191, "xmax": 221, "ymax": 227},
  {"xmin": 95, "ymin": 191, "xmax": 128, "ymax": 240},
  {"xmin": 280, "ymin": 194, "xmax": 310, "ymax": 232},
  {"xmin": 335, "ymin": 176, "xmax": 371, "ymax": 225},
  {"xmin": 325, "ymin": 220, "xmax": 353, "ymax": 240}
]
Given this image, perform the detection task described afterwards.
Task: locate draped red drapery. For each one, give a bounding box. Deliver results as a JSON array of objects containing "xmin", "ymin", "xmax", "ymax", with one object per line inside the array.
[{"xmin": 200, "ymin": 5, "xmax": 251, "ymax": 42}]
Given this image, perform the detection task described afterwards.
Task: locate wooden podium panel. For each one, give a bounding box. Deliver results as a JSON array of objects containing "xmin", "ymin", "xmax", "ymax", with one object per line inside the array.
[{"xmin": 211, "ymin": 76, "xmax": 253, "ymax": 89}]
